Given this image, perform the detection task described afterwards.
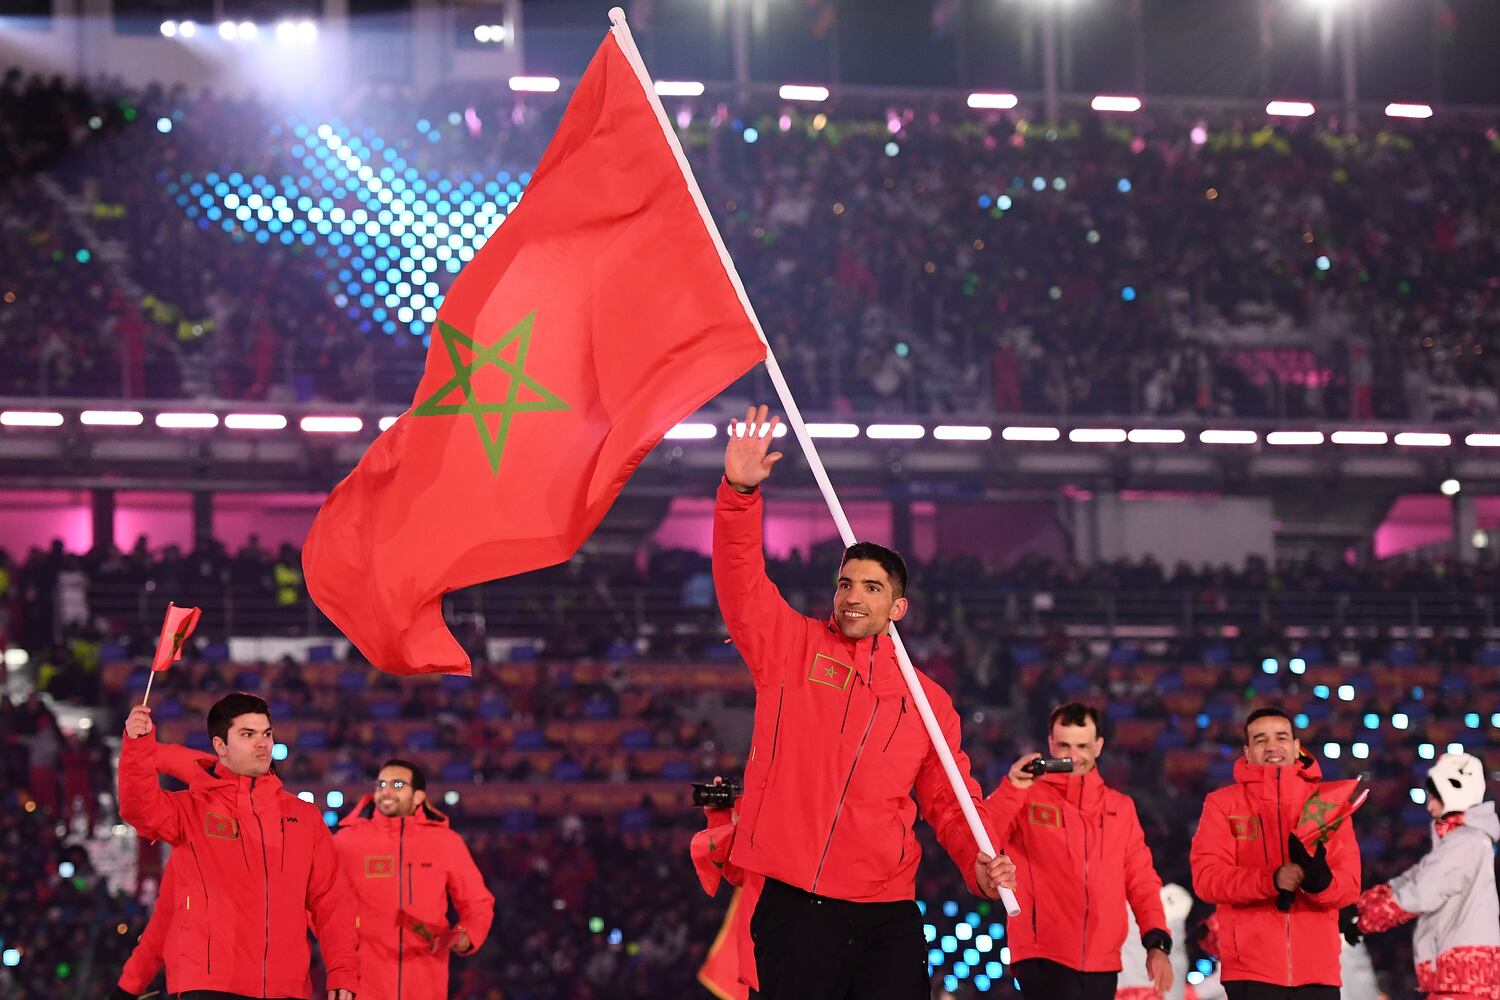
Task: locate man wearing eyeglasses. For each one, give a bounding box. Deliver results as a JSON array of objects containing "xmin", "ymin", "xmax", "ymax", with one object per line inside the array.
[{"xmin": 334, "ymin": 760, "xmax": 494, "ymax": 1000}]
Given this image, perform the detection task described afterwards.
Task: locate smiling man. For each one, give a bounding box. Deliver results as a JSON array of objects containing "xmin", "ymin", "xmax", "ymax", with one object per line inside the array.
[
  {"xmin": 712, "ymin": 404, "xmax": 1015, "ymax": 1000},
  {"xmin": 1190, "ymin": 708, "xmax": 1361, "ymax": 1000},
  {"xmin": 119, "ymin": 692, "xmax": 359, "ymax": 1000}
]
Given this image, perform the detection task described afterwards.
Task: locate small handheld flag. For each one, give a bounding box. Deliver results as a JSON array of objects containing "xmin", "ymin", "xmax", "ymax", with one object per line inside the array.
[{"xmin": 143, "ymin": 603, "xmax": 202, "ymax": 706}]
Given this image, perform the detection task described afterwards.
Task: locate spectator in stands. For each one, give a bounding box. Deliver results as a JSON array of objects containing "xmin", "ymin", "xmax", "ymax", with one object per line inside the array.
[
  {"xmin": 1190, "ymin": 708, "xmax": 1361, "ymax": 1000},
  {"xmin": 985, "ymin": 702, "xmax": 1173, "ymax": 998},
  {"xmin": 333, "ymin": 758, "xmax": 495, "ymax": 1000},
  {"xmin": 119, "ymin": 692, "xmax": 359, "ymax": 1000}
]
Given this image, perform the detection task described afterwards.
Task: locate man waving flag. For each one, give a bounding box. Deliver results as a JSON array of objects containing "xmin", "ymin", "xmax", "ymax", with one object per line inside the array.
[{"xmin": 303, "ymin": 19, "xmax": 767, "ymax": 675}]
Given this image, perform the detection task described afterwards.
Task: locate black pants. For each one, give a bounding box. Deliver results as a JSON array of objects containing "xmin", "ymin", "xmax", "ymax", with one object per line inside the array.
[
  {"xmin": 1224, "ymin": 983, "xmax": 1341, "ymax": 1000},
  {"xmin": 749, "ymin": 878, "xmax": 929, "ymax": 1000},
  {"xmin": 1012, "ymin": 958, "xmax": 1118, "ymax": 1000}
]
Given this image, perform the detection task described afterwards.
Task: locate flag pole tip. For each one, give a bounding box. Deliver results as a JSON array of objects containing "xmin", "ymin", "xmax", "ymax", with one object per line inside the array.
[{"xmin": 608, "ymin": 7, "xmax": 627, "ymax": 26}]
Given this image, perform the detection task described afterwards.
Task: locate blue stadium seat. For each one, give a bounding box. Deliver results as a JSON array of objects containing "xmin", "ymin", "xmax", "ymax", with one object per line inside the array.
[
  {"xmin": 619, "ymin": 808, "xmax": 651, "ymax": 833},
  {"xmin": 512, "ymin": 728, "xmax": 546, "ymax": 750},
  {"xmin": 407, "ymin": 729, "xmax": 437, "ymax": 750},
  {"xmin": 297, "ymin": 730, "xmax": 327, "ymax": 750},
  {"xmin": 501, "ymin": 808, "xmax": 537, "ymax": 832},
  {"xmin": 369, "ymin": 699, "xmax": 400, "ymax": 721},
  {"xmin": 620, "ymin": 729, "xmax": 653, "ymax": 750},
  {"xmin": 659, "ymin": 759, "xmax": 694, "ymax": 781},
  {"xmin": 441, "ymin": 674, "xmax": 469, "ymax": 692},
  {"xmin": 185, "ymin": 731, "xmax": 212, "ymax": 751},
  {"xmin": 478, "ymin": 696, "xmax": 510, "ymax": 720},
  {"xmin": 440, "ymin": 760, "xmax": 474, "ymax": 782},
  {"xmin": 337, "ymin": 671, "xmax": 365, "ymax": 692},
  {"xmin": 551, "ymin": 760, "xmax": 584, "ymax": 782}
]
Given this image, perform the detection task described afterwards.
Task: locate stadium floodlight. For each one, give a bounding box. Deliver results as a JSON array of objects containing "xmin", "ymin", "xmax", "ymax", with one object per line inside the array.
[
  {"xmin": 155, "ymin": 412, "xmax": 220, "ymax": 429},
  {"xmin": 1466, "ymin": 433, "xmax": 1500, "ymax": 447},
  {"xmin": 1330, "ymin": 430, "xmax": 1388, "ymax": 445},
  {"xmin": 217, "ymin": 21, "xmax": 237, "ymax": 39},
  {"xmin": 80, "ymin": 409, "xmax": 144, "ymax": 427},
  {"xmin": 1001, "ymin": 426, "xmax": 1060, "ymax": 442},
  {"xmin": 664, "ymin": 422, "xmax": 717, "ymax": 440},
  {"xmin": 967, "ymin": 92, "xmax": 1019, "ymax": 110},
  {"xmin": 160, "ymin": 19, "xmax": 178, "ymax": 37},
  {"xmin": 1266, "ymin": 430, "xmax": 1325, "ymax": 446},
  {"xmin": 934, "ymin": 425, "xmax": 993, "ymax": 441},
  {"xmin": 299, "ymin": 416, "xmax": 363, "ymax": 433},
  {"xmin": 1266, "ymin": 100, "xmax": 1316, "ymax": 117},
  {"xmin": 179, "ymin": 20, "xmax": 197, "ymax": 37},
  {"xmin": 1394, "ymin": 431, "xmax": 1451, "ymax": 447},
  {"xmin": 1090, "ymin": 95, "xmax": 1142, "ymax": 113},
  {"xmin": 655, "ymin": 81, "xmax": 706, "ymax": 97},
  {"xmin": 805, "ymin": 423, "xmax": 860, "ymax": 439},
  {"xmin": 1440, "ymin": 478, "xmax": 1461, "ymax": 496},
  {"xmin": 866, "ymin": 424, "xmax": 927, "ymax": 440},
  {"xmin": 1199, "ymin": 429, "xmax": 1258, "ymax": 445},
  {"xmin": 378, "ymin": 416, "xmax": 399, "ymax": 431},
  {"xmin": 1068, "ymin": 428, "xmax": 1127, "ymax": 443},
  {"xmin": 474, "ymin": 24, "xmax": 507, "ymax": 43},
  {"xmin": 1385, "ymin": 103, "xmax": 1433, "ymax": 120},
  {"xmin": 238, "ymin": 21, "xmax": 257, "ymax": 39},
  {"xmin": 779, "ymin": 84, "xmax": 830, "ymax": 103},
  {"xmin": 1126, "ymin": 428, "xmax": 1186, "ymax": 444},
  {"xmin": 1, "ymin": 409, "xmax": 64, "ymax": 427},
  {"xmin": 225, "ymin": 413, "xmax": 288, "ymax": 430},
  {"xmin": 509, "ymin": 76, "xmax": 561, "ymax": 93}
]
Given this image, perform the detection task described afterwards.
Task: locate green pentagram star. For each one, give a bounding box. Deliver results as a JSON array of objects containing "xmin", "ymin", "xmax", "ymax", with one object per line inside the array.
[{"xmin": 411, "ymin": 312, "xmax": 570, "ymax": 476}]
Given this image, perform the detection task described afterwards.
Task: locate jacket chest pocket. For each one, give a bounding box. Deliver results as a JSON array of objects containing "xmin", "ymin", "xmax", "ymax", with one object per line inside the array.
[{"xmin": 868, "ymin": 698, "xmax": 923, "ymax": 790}]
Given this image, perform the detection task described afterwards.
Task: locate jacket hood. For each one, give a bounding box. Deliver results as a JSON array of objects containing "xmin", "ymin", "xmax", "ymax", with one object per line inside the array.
[
  {"xmin": 1038, "ymin": 766, "xmax": 1107, "ymax": 813},
  {"xmin": 1234, "ymin": 750, "xmax": 1324, "ymax": 787},
  {"xmin": 339, "ymin": 792, "xmax": 451, "ymax": 829},
  {"xmin": 1456, "ymin": 800, "xmax": 1499, "ymax": 841}
]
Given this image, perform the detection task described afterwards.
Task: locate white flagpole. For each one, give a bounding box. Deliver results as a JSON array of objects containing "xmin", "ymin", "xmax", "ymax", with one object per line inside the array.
[{"xmin": 607, "ymin": 7, "xmax": 1019, "ymax": 917}]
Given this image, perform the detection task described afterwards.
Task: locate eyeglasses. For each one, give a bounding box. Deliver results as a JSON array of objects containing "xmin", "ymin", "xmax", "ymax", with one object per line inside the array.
[{"xmin": 375, "ymin": 779, "xmax": 409, "ymax": 790}]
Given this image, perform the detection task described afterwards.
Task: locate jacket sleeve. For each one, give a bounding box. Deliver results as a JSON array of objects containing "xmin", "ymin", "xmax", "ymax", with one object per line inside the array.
[
  {"xmin": 305, "ymin": 813, "xmax": 360, "ymax": 994},
  {"xmin": 118, "ymin": 729, "xmax": 187, "ymax": 846},
  {"xmin": 445, "ymin": 833, "xmax": 496, "ymax": 952},
  {"xmin": 117, "ymin": 863, "xmax": 176, "ymax": 993},
  {"xmin": 152, "ymin": 741, "xmax": 215, "ymax": 785},
  {"xmin": 712, "ymin": 479, "xmax": 809, "ymax": 687},
  {"xmin": 1302, "ymin": 812, "xmax": 1360, "ymax": 910},
  {"xmin": 1190, "ymin": 793, "xmax": 1278, "ymax": 905},
  {"xmin": 983, "ymin": 779, "xmax": 1027, "ymax": 850},
  {"xmin": 913, "ymin": 682, "xmax": 996, "ymax": 897},
  {"xmin": 1356, "ymin": 883, "xmax": 1419, "ymax": 934},
  {"xmin": 1121, "ymin": 798, "xmax": 1169, "ymax": 937},
  {"xmin": 1383, "ymin": 833, "xmax": 1481, "ymax": 917}
]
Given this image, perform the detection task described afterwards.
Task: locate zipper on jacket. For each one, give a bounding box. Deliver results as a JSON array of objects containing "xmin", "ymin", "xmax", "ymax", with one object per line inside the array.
[
  {"xmin": 1278, "ymin": 769, "xmax": 1293, "ymax": 987},
  {"xmin": 407, "ymin": 863, "xmax": 414, "ymax": 904},
  {"xmin": 187, "ymin": 842, "xmax": 212, "ymax": 974},
  {"xmin": 249, "ymin": 779, "xmax": 271, "ymax": 999},
  {"xmin": 749, "ymin": 684, "xmax": 785, "ymax": 849},
  {"xmin": 1080, "ymin": 783, "xmax": 1090, "ymax": 970},
  {"xmin": 811, "ymin": 702, "xmax": 878, "ymax": 893},
  {"xmin": 882, "ymin": 698, "xmax": 906, "ymax": 752},
  {"xmin": 397, "ymin": 817, "xmax": 405, "ymax": 1000}
]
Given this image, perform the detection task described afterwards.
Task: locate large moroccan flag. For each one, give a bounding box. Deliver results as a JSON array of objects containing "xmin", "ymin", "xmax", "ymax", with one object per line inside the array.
[{"xmin": 303, "ymin": 25, "xmax": 766, "ymax": 675}]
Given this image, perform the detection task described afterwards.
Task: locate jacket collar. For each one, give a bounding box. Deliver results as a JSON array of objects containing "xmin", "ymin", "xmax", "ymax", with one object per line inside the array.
[
  {"xmin": 339, "ymin": 793, "xmax": 451, "ymax": 830},
  {"xmin": 823, "ymin": 619, "xmax": 885, "ymax": 687},
  {"xmin": 1234, "ymin": 751, "xmax": 1324, "ymax": 797},
  {"xmin": 1039, "ymin": 766, "xmax": 1108, "ymax": 813}
]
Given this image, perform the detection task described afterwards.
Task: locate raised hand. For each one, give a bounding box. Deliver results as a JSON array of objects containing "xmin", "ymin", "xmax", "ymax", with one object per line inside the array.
[
  {"xmin": 724, "ymin": 404, "xmax": 783, "ymax": 492},
  {"xmin": 125, "ymin": 704, "xmax": 154, "ymax": 739}
]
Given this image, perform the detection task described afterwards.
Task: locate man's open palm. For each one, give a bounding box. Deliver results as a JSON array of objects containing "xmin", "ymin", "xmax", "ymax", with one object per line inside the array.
[{"xmin": 725, "ymin": 404, "xmax": 783, "ymax": 491}]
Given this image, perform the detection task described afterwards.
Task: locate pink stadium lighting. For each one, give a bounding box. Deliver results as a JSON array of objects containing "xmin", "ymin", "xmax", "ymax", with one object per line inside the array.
[
  {"xmin": 1068, "ymin": 428, "xmax": 1127, "ymax": 443},
  {"xmin": 1266, "ymin": 431, "xmax": 1325, "ymax": 446},
  {"xmin": 1091, "ymin": 95, "xmax": 1142, "ymax": 113},
  {"xmin": 224, "ymin": 413, "xmax": 288, "ymax": 430},
  {"xmin": 933, "ymin": 425, "xmax": 994, "ymax": 441},
  {"xmin": 805, "ymin": 423, "xmax": 860, "ymax": 439},
  {"xmin": 80, "ymin": 409, "xmax": 144, "ymax": 427},
  {"xmin": 299, "ymin": 416, "xmax": 363, "ymax": 434},
  {"xmin": 1127, "ymin": 429, "xmax": 1187, "ymax": 444},
  {"xmin": 1465, "ymin": 433, "xmax": 1500, "ymax": 448},
  {"xmin": 664, "ymin": 422, "xmax": 717, "ymax": 440},
  {"xmin": 967, "ymin": 92, "xmax": 1019, "ymax": 111},
  {"xmin": 0, "ymin": 410, "xmax": 64, "ymax": 427},
  {"xmin": 866, "ymin": 424, "xmax": 927, "ymax": 440},
  {"xmin": 1266, "ymin": 101, "xmax": 1316, "ymax": 117},
  {"xmin": 509, "ymin": 76, "xmax": 561, "ymax": 93},
  {"xmin": 1001, "ymin": 426, "xmax": 1061, "ymax": 442},
  {"xmin": 155, "ymin": 412, "xmax": 220, "ymax": 429},
  {"xmin": 1330, "ymin": 430, "xmax": 1389, "ymax": 445},
  {"xmin": 654, "ymin": 81, "xmax": 705, "ymax": 97},
  {"xmin": 1385, "ymin": 103, "xmax": 1434, "ymax": 120},
  {"xmin": 779, "ymin": 84, "xmax": 830, "ymax": 103},
  {"xmin": 1394, "ymin": 431, "xmax": 1452, "ymax": 447},
  {"xmin": 1199, "ymin": 429, "xmax": 1258, "ymax": 445}
]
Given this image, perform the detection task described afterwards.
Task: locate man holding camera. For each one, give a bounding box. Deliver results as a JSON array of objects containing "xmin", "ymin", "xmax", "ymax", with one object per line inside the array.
[
  {"xmin": 714, "ymin": 406, "xmax": 1015, "ymax": 1000},
  {"xmin": 986, "ymin": 702, "xmax": 1173, "ymax": 999}
]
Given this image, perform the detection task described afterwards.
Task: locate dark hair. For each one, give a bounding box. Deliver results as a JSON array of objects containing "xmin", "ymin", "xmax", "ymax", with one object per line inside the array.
[
  {"xmin": 207, "ymin": 692, "xmax": 271, "ymax": 747},
  {"xmin": 380, "ymin": 758, "xmax": 427, "ymax": 792},
  {"xmin": 840, "ymin": 542, "xmax": 908, "ymax": 598},
  {"xmin": 1049, "ymin": 702, "xmax": 1104, "ymax": 734},
  {"xmin": 1244, "ymin": 707, "xmax": 1295, "ymax": 741}
]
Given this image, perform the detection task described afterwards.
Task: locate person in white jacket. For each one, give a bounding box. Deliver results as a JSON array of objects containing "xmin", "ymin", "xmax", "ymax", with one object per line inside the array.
[
  {"xmin": 1354, "ymin": 752, "xmax": 1500, "ymax": 1000},
  {"xmin": 1118, "ymin": 884, "xmax": 1192, "ymax": 1000}
]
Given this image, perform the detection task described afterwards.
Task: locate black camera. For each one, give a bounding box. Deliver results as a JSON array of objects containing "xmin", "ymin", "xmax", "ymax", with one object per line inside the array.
[
  {"xmin": 1023, "ymin": 756, "xmax": 1074, "ymax": 777},
  {"xmin": 691, "ymin": 778, "xmax": 743, "ymax": 808}
]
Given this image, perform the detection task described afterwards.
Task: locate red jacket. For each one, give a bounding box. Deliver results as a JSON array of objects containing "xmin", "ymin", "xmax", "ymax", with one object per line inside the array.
[
  {"xmin": 1189, "ymin": 755, "xmax": 1360, "ymax": 987},
  {"xmin": 986, "ymin": 769, "xmax": 1167, "ymax": 972},
  {"xmin": 335, "ymin": 794, "xmax": 495, "ymax": 1000},
  {"xmin": 713, "ymin": 480, "xmax": 996, "ymax": 902},
  {"xmin": 118, "ymin": 742, "xmax": 219, "ymax": 994},
  {"xmin": 118, "ymin": 730, "xmax": 360, "ymax": 998}
]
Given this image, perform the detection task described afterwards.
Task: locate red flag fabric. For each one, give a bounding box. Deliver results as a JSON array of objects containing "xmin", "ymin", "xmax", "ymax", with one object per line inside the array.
[
  {"xmin": 150, "ymin": 603, "xmax": 202, "ymax": 672},
  {"xmin": 698, "ymin": 887, "xmax": 751, "ymax": 1000},
  {"xmin": 302, "ymin": 30, "xmax": 766, "ymax": 675},
  {"xmin": 1292, "ymin": 776, "xmax": 1370, "ymax": 850}
]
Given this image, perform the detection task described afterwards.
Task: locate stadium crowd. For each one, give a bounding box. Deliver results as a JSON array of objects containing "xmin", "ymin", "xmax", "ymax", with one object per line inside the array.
[{"xmin": 2, "ymin": 67, "xmax": 1497, "ymax": 419}]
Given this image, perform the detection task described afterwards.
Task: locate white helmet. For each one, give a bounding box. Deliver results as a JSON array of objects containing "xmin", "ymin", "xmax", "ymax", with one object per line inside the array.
[
  {"xmin": 1160, "ymin": 883, "xmax": 1193, "ymax": 923},
  {"xmin": 1427, "ymin": 753, "xmax": 1488, "ymax": 814}
]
